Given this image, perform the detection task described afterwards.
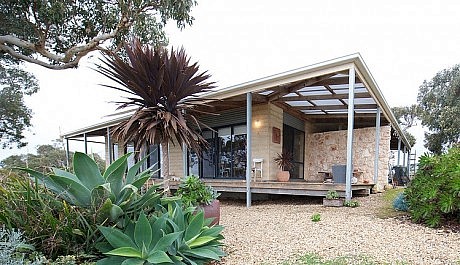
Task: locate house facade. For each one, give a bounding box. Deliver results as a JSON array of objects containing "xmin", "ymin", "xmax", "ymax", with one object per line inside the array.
[{"xmin": 62, "ymin": 54, "xmax": 411, "ymax": 203}]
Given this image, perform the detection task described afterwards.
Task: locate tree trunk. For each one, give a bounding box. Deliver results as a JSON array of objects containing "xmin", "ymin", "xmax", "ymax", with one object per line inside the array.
[{"xmin": 161, "ymin": 141, "xmax": 170, "ymax": 193}]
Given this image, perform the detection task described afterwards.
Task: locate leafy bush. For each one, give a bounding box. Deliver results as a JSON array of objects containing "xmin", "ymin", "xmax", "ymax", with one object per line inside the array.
[
  {"xmin": 393, "ymin": 193, "xmax": 408, "ymax": 212},
  {"xmin": 3, "ymin": 152, "xmax": 163, "ymax": 259},
  {"xmin": 325, "ymin": 190, "xmax": 339, "ymax": 200},
  {"xmin": 18, "ymin": 152, "xmax": 162, "ymax": 222},
  {"xmin": 405, "ymin": 147, "xmax": 460, "ymax": 227},
  {"xmin": 344, "ymin": 200, "xmax": 359, "ymax": 208},
  {"xmin": 311, "ymin": 214, "xmax": 321, "ymax": 222},
  {"xmin": 5, "ymin": 153, "xmax": 226, "ymax": 264},
  {"xmin": 97, "ymin": 202, "xmax": 225, "ymax": 265},
  {"xmin": 0, "ymin": 226, "xmax": 40, "ymax": 265},
  {"xmin": 176, "ymin": 175, "xmax": 219, "ymax": 206},
  {"xmin": 0, "ymin": 173, "xmax": 87, "ymax": 258}
]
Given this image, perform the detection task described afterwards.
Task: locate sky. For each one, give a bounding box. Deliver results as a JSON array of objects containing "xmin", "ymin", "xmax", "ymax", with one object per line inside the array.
[{"xmin": 1, "ymin": 0, "xmax": 460, "ymax": 161}]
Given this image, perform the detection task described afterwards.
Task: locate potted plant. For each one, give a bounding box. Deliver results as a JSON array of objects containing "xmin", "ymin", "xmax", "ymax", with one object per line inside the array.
[
  {"xmin": 274, "ymin": 150, "xmax": 294, "ymax": 182},
  {"xmin": 323, "ymin": 189, "xmax": 344, "ymax": 207},
  {"xmin": 176, "ymin": 175, "xmax": 221, "ymax": 225}
]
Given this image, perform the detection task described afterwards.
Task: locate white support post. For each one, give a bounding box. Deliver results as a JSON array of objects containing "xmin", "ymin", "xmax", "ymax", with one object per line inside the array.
[
  {"xmin": 407, "ymin": 149, "xmax": 411, "ymax": 179},
  {"xmin": 107, "ymin": 128, "xmax": 112, "ymax": 164},
  {"xmin": 397, "ymin": 138, "xmax": 401, "ymax": 165},
  {"xmin": 84, "ymin": 133, "xmax": 88, "ymax": 154},
  {"xmin": 246, "ymin": 92, "xmax": 252, "ymax": 208},
  {"xmin": 373, "ymin": 107, "xmax": 381, "ymax": 184},
  {"xmin": 403, "ymin": 146, "xmax": 406, "ymax": 167},
  {"xmin": 345, "ymin": 66, "xmax": 355, "ymax": 201}
]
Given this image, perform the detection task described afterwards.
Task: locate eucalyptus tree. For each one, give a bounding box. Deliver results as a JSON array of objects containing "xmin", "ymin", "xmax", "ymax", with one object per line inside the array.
[
  {"xmin": 0, "ymin": 0, "xmax": 197, "ymax": 149},
  {"xmin": 0, "ymin": 0, "xmax": 197, "ymax": 70},
  {"xmin": 0, "ymin": 60, "xmax": 39, "ymax": 148},
  {"xmin": 96, "ymin": 39, "xmax": 214, "ymax": 182},
  {"xmin": 418, "ymin": 64, "xmax": 460, "ymax": 154}
]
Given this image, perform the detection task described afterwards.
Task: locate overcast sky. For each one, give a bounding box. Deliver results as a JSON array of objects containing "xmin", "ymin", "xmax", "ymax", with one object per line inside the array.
[{"xmin": 1, "ymin": 0, "xmax": 460, "ymax": 161}]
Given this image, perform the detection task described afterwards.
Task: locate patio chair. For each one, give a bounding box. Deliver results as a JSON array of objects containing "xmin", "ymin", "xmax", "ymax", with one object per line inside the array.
[{"xmin": 252, "ymin": 158, "xmax": 263, "ymax": 182}]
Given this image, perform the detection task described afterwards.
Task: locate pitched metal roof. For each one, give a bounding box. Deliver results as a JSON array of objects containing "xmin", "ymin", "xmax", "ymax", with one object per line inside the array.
[{"xmin": 62, "ymin": 53, "xmax": 411, "ymax": 149}]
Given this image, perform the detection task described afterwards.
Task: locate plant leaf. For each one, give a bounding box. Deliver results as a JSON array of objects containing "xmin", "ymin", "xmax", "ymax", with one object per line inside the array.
[
  {"xmin": 126, "ymin": 154, "xmax": 148, "ymax": 184},
  {"xmin": 147, "ymin": 250, "xmax": 174, "ymax": 264},
  {"xmin": 135, "ymin": 212, "xmax": 152, "ymax": 250},
  {"xmin": 121, "ymin": 258, "xmax": 145, "ymax": 265},
  {"xmin": 105, "ymin": 247, "xmax": 142, "ymax": 258},
  {"xmin": 188, "ymin": 236, "xmax": 216, "ymax": 248},
  {"xmin": 51, "ymin": 168, "xmax": 81, "ymax": 183},
  {"xmin": 152, "ymin": 231, "xmax": 182, "ymax": 252},
  {"xmin": 184, "ymin": 247, "xmax": 220, "ymax": 260},
  {"xmin": 73, "ymin": 152, "xmax": 105, "ymax": 190},
  {"xmin": 184, "ymin": 211, "xmax": 204, "ymax": 242},
  {"xmin": 99, "ymin": 226, "xmax": 137, "ymax": 249},
  {"xmin": 105, "ymin": 153, "xmax": 130, "ymax": 196},
  {"xmin": 48, "ymin": 174, "xmax": 91, "ymax": 206}
]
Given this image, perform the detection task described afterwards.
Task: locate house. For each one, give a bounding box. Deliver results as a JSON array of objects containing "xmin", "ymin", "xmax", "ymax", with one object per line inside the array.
[{"xmin": 62, "ymin": 53, "xmax": 411, "ymax": 205}]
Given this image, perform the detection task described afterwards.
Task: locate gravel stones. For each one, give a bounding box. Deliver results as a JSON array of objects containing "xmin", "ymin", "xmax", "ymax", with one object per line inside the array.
[{"xmin": 217, "ymin": 195, "xmax": 459, "ymax": 264}]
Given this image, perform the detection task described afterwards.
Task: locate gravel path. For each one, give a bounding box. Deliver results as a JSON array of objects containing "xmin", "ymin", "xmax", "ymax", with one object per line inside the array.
[{"xmin": 217, "ymin": 194, "xmax": 460, "ymax": 265}]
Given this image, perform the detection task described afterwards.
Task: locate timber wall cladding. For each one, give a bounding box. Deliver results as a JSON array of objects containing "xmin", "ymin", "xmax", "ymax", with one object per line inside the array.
[{"xmin": 305, "ymin": 126, "xmax": 391, "ymax": 191}]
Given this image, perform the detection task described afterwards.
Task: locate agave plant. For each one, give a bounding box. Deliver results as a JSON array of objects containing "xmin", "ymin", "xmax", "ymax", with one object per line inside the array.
[
  {"xmin": 18, "ymin": 152, "xmax": 162, "ymax": 223},
  {"xmin": 97, "ymin": 202, "xmax": 225, "ymax": 265},
  {"xmin": 95, "ymin": 39, "xmax": 215, "ymax": 182}
]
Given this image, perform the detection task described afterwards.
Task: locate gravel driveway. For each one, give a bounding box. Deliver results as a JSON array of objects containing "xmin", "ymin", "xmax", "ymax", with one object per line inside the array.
[{"xmin": 217, "ymin": 194, "xmax": 460, "ymax": 265}]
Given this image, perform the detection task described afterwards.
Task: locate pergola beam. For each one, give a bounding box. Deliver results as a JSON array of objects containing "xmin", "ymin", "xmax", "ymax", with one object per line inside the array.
[
  {"xmin": 268, "ymin": 73, "xmax": 336, "ymax": 101},
  {"xmin": 295, "ymin": 104, "xmax": 377, "ymax": 111},
  {"xmin": 276, "ymin": 92, "xmax": 371, "ymax": 102}
]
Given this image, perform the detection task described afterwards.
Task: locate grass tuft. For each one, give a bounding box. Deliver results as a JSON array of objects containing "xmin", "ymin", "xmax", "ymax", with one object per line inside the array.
[{"xmin": 377, "ymin": 187, "xmax": 407, "ymax": 219}]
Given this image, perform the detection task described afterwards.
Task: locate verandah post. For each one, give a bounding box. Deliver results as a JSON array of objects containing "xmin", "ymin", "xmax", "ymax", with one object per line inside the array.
[
  {"xmin": 345, "ymin": 66, "xmax": 355, "ymax": 201},
  {"xmin": 373, "ymin": 107, "xmax": 381, "ymax": 185},
  {"xmin": 246, "ymin": 92, "xmax": 252, "ymax": 208}
]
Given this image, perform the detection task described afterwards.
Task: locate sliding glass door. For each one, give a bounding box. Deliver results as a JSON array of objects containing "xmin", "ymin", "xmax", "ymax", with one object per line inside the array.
[
  {"xmin": 188, "ymin": 124, "xmax": 247, "ymax": 179},
  {"xmin": 283, "ymin": 124, "xmax": 305, "ymax": 179}
]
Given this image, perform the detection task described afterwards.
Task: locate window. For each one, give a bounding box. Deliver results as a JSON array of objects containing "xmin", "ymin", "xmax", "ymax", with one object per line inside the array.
[{"xmin": 188, "ymin": 124, "xmax": 247, "ymax": 179}]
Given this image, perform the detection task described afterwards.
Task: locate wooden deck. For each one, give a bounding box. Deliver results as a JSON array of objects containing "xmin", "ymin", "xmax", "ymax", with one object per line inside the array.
[{"xmin": 170, "ymin": 179, "xmax": 374, "ymax": 197}]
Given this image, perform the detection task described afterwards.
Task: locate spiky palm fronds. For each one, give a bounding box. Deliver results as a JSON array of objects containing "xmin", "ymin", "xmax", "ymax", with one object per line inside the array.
[{"xmin": 96, "ymin": 39, "xmax": 214, "ymax": 155}]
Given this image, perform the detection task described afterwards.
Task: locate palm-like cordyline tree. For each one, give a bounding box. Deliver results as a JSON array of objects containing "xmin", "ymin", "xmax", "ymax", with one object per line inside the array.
[{"xmin": 96, "ymin": 39, "xmax": 214, "ymax": 182}]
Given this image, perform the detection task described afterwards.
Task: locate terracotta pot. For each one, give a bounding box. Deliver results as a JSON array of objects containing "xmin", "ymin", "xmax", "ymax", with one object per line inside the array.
[
  {"xmin": 199, "ymin": 199, "xmax": 220, "ymax": 226},
  {"xmin": 277, "ymin": 171, "xmax": 290, "ymax": 182}
]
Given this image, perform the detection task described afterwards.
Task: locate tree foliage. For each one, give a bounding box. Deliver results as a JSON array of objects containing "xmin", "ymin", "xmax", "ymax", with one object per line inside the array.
[
  {"xmin": 391, "ymin": 105, "xmax": 417, "ymax": 147},
  {"xmin": 0, "ymin": 61, "xmax": 39, "ymax": 149},
  {"xmin": 0, "ymin": 0, "xmax": 197, "ymax": 70},
  {"xmin": 417, "ymin": 64, "xmax": 460, "ymax": 154},
  {"xmin": 0, "ymin": 141, "xmax": 105, "ymax": 173}
]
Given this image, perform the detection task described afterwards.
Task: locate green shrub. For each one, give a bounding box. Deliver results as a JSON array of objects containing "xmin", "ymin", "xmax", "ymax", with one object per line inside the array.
[
  {"xmin": 4, "ymin": 152, "xmax": 164, "ymax": 259},
  {"xmin": 325, "ymin": 190, "xmax": 339, "ymax": 200},
  {"xmin": 310, "ymin": 213, "xmax": 321, "ymax": 222},
  {"xmin": 97, "ymin": 202, "xmax": 225, "ymax": 265},
  {"xmin": 344, "ymin": 200, "xmax": 359, "ymax": 208},
  {"xmin": 0, "ymin": 174, "xmax": 87, "ymax": 258},
  {"xmin": 18, "ymin": 152, "xmax": 162, "ymax": 223},
  {"xmin": 0, "ymin": 226, "xmax": 41, "ymax": 265},
  {"xmin": 393, "ymin": 193, "xmax": 408, "ymax": 212},
  {"xmin": 405, "ymin": 147, "xmax": 460, "ymax": 227},
  {"xmin": 176, "ymin": 175, "xmax": 219, "ymax": 206}
]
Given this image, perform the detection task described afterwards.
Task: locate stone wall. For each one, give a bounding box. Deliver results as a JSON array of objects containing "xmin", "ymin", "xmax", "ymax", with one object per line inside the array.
[{"xmin": 304, "ymin": 126, "xmax": 391, "ymax": 191}]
